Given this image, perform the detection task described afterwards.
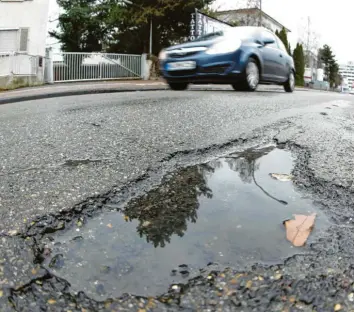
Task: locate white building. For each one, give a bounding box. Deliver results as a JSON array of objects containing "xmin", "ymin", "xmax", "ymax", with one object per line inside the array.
[
  {"xmin": 339, "ymin": 62, "xmax": 354, "ymax": 90},
  {"xmin": 216, "ymin": 8, "xmax": 291, "ymax": 34},
  {"xmin": 0, "ymin": 0, "xmax": 50, "ymax": 56},
  {"xmin": 0, "ymin": 0, "xmax": 50, "ymax": 88}
]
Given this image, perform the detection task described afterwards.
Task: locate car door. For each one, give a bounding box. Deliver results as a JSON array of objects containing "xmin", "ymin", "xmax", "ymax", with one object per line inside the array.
[
  {"xmin": 275, "ymin": 36, "xmax": 290, "ymax": 81},
  {"xmin": 259, "ymin": 30, "xmax": 283, "ymax": 82}
]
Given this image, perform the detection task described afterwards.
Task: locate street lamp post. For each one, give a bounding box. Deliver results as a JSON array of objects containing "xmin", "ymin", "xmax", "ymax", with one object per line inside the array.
[{"xmin": 121, "ymin": 0, "xmax": 153, "ymax": 55}]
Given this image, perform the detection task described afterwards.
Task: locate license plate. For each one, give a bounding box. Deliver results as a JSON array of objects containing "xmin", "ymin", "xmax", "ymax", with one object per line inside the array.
[{"xmin": 166, "ymin": 61, "xmax": 196, "ymax": 71}]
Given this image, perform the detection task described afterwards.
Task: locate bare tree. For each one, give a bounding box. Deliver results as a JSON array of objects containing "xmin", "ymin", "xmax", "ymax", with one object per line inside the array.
[{"xmin": 299, "ymin": 17, "xmax": 320, "ymax": 67}]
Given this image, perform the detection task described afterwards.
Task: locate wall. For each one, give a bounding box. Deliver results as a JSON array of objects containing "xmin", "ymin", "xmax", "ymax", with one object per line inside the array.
[
  {"xmin": 0, "ymin": 0, "xmax": 50, "ymax": 56},
  {"xmin": 0, "ymin": 53, "xmax": 44, "ymax": 89},
  {"xmin": 217, "ymin": 11, "xmax": 284, "ymax": 33}
]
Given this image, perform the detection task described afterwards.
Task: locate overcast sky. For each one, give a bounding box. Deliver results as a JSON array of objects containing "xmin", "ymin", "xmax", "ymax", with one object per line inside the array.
[
  {"xmin": 47, "ymin": 0, "xmax": 352, "ymax": 63},
  {"xmin": 214, "ymin": 0, "xmax": 352, "ymax": 63}
]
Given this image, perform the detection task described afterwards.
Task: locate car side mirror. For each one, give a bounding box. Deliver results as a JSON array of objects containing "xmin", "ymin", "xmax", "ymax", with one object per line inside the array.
[{"xmin": 263, "ymin": 38, "xmax": 275, "ymax": 45}]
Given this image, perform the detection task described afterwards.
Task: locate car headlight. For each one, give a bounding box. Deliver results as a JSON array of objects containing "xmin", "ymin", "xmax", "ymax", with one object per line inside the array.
[
  {"xmin": 158, "ymin": 50, "xmax": 167, "ymax": 60},
  {"xmin": 205, "ymin": 39, "xmax": 242, "ymax": 55}
]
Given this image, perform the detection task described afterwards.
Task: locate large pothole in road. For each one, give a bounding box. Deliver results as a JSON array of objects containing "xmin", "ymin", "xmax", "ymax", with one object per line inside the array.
[{"xmin": 43, "ymin": 146, "xmax": 329, "ymax": 300}]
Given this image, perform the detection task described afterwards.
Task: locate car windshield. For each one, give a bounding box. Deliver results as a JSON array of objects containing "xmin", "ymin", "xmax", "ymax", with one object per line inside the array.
[
  {"xmin": 192, "ymin": 31, "xmax": 224, "ymax": 42},
  {"xmin": 192, "ymin": 27, "xmax": 256, "ymax": 42}
]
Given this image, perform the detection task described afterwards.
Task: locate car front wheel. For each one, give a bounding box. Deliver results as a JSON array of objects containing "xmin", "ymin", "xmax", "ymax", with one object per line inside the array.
[
  {"xmin": 284, "ymin": 71, "xmax": 295, "ymax": 93},
  {"xmin": 244, "ymin": 58, "xmax": 260, "ymax": 91},
  {"xmin": 168, "ymin": 82, "xmax": 189, "ymax": 91}
]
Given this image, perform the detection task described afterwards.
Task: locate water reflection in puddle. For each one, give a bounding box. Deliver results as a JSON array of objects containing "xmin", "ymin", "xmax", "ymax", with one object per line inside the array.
[{"xmin": 44, "ymin": 146, "xmax": 329, "ymax": 299}]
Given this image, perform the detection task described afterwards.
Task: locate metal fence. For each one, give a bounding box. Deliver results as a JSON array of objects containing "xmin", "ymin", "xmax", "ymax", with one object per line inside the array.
[
  {"xmin": 0, "ymin": 52, "xmax": 39, "ymax": 77},
  {"xmin": 52, "ymin": 52, "xmax": 143, "ymax": 82}
]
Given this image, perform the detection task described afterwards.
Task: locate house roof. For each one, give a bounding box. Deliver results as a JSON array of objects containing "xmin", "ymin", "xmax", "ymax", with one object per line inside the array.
[{"xmin": 216, "ymin": 8, "xmax": 291, "ymax": 33}]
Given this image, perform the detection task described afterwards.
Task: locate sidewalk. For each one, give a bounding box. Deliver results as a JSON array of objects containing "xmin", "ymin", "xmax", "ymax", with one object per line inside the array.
[{"xmin": 0, "ymin": 80, "xmax": 168, "ymax": 105}]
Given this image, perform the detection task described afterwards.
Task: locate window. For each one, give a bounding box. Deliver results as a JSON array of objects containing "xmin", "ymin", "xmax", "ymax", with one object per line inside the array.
[
  {"xmin": 0, "ymin": 29, "xmax": 18, "ymax": 52},
  {"xmin": 275, "ymin": 36, "xmax": 288, "ymax": 54},
  {"xmin": 19, "ymin": 28, "xmax": 29, "ymax": 52},
  {"xmin": 0, "ymin": 28, "xmax": 29, "ymax": 53}
]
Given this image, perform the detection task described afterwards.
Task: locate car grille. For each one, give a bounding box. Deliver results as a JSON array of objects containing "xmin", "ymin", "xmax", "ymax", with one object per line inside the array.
[
  {"xmin": 168, "ymin": 51, "xmax": 199, "ymax": 58},
  {"xmin": 168, "ymin": 69, "xmax": 196, "ymax": 77},
  {"xmin": 200, "ymin": 65, "xmax": 230, "ymax": 74}
]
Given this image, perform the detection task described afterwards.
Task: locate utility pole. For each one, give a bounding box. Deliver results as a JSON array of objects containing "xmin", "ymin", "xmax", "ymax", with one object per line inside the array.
[
  {"xmin": 149, "ymin": 17, "xmax": 153, "ymax": 55},
  {"xmin": 259, "ymin": 0, "xmax": 262, "ymax": 26},
  {"xmin": 306, "ymin": 16, "xmax": 314, "ymax": 81},
  {"xmin": 306, "ymin": 16, "xmax": 310, "ymax": 66}
]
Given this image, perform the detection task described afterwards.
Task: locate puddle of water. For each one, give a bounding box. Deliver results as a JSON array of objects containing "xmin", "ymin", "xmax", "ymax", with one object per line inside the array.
[{"xmin": 43, "ymin": 146, "xmax": 329, "ymax": 300}]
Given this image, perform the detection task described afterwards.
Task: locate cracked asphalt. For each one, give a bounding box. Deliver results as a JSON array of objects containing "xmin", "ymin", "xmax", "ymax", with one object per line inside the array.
[{"xmin": 1, "ymin": 86, "xmax": 354, "ymax": 311}]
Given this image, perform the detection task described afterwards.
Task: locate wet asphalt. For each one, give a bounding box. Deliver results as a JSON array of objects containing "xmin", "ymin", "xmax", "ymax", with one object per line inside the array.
[{"xmin": 1, "ymin": 86, "xmax": 354, "ymax": 311}]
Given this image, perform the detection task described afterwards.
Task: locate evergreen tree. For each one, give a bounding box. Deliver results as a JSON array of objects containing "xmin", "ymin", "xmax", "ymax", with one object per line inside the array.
[
  {"xmin": 51, "ymin": 0, "xmax": 214, "ymax": 55},
  {"xmin": 276, "ymin": 27, "xmax": 291, "ymax": 54},
  {"xmin": 293, "ymin": 43, "xmax": 305, "ymax": 86},
  {"xmin": 320, "ymin": 44, "xmax": 339, "ymax": 87}
]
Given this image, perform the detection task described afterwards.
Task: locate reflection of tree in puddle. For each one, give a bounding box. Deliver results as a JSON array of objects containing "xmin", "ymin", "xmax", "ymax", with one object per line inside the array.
[
  {"xmin": 225, "ymin": 146, "xmax": 275, "ymax": 183},
  {"xmin": 225, "ymin": 146, "xmax": 288, "ymax": 205},
  {"xmin": 123, "ymin": 165, "xmax": 214, "ymax": 248}
]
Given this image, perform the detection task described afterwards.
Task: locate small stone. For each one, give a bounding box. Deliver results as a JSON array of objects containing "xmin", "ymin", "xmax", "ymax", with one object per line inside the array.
[
  {"xmin": 171, "ymin": 285, "xmax": 180, "ymax": 291},
  {"xmin": 348, "ymin": 293, "xmax": 354, "ymax": 302},
  {"xmin": 334, "ymin": 304, "xmax": 342, "ymax": 311},
  {"xmin": 96, "ymin": 284, "xmax": 105, "ymax": 295},
  {"xmin": 8, "ymin": 230, "xmax": 17, "ymax": 236},
  {"xmin": 100, "ymin": 266, "xmax": 111, "ymax": 274},
  {"xmin": 107, "ymin": 223, "xmax": 113, "ymax": 228},
  {"xmin": 49, "ymin": 254, "xmax": 64, "ymax": 269},
  {"xmin": 275, "ymin": 273, "xmax": 282, "ymax": 280},
  {"xmin": 209, "ymin": 300, "xmax": 217, "ymax": 305}
]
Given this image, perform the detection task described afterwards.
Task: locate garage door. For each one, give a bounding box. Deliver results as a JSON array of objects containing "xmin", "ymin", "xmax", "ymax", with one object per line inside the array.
[{"xmin": 0, "ymin": 29, "xmax": 18, "ymax": 52}]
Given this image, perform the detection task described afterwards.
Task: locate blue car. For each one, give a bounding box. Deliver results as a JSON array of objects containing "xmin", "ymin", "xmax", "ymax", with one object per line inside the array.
[{"xmin": 158, "ymin": 26, "xmax": 295, "ymax": 92}]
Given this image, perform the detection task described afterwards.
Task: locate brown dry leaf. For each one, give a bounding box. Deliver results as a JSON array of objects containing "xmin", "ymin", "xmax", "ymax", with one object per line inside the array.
[
  {"xmin": 47, "ymin": 299, "xmax": 57, "ymax": 305},
  {"xmin": 0, "ymin": 290, "xmax": 3, "ymax": 298},
  {"xmin": 107, "ymin": 223, "xmax": 112, "ymax": 228},
  {"xmin": 124, "ymin": 215, "xmax": 129, "ymax": 222},
  {"xmin": 284, "ymin": 213, "xmax": 316, "ymax": 247}
]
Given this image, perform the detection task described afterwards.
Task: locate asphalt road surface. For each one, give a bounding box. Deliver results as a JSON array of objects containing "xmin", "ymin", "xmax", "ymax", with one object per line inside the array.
[{"xmin": 1, "ymin": 86, "xmax": 354, "ymax": 311}]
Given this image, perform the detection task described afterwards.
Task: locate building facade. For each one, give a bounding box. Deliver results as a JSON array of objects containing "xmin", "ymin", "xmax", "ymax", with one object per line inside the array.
[
  {"xmin": 215, "ymin": 8, "xmax": 291, "ymax": 34},
  {"xmin": 0, "ymin": 0, "xmax": 50, "ymax": 56},
  {"xmin": 339, "ymin": 62, "xmax": 354, "ymax": 90},
  {"xmin": 0, "ymin": 0, "xmax": 50, "ymax": 88}
]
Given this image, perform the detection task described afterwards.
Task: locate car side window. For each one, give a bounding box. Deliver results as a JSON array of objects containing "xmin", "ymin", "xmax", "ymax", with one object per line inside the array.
[{"xmin": 276, "ymin": 36, "xmax": 288, "ymax": 54}]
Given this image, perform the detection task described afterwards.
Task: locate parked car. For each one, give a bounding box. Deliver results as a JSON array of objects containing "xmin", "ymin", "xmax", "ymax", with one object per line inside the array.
[{"xmin": 158, "ymin": 26, "xmax": 295, "ymax": 92}]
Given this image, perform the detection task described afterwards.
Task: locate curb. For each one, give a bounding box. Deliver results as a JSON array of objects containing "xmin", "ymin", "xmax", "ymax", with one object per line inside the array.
[{"xmin": 0, "ymin": 87, "xmax": 169, "ymax": 105}]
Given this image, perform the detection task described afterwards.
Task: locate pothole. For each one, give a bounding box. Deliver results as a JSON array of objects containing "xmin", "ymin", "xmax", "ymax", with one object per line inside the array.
[{"xmin": 42, "ymin": 146, "xmax": 329, "ymax": 300}]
